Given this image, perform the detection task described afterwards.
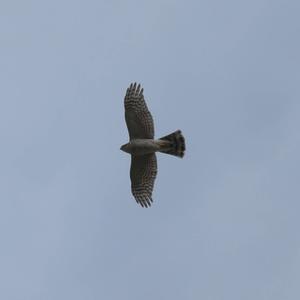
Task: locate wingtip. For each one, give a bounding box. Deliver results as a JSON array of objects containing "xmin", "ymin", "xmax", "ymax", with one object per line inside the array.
[
  {"xmin": 136, "ymin": 197, "xmax": 153, "ymax": 208},
  {"xmin": 136, "ymin": 83, "xmax": 141, "ymax": 94},
  {"xmin": 128, "ymin": 82, "xmax": 143, "ymax": 89}
]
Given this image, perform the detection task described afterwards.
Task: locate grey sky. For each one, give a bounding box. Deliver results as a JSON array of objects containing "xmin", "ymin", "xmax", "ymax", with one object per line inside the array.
[{"xmin": 1, "ymin": 0, "xmax": 300, "ymax": 299}]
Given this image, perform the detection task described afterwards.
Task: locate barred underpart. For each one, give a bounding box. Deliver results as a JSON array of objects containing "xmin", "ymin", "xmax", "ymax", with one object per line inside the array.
[
  {"xmin": 123, "ymin": 82, "xmax": 185, "ymax": 207},
  {"xmin": 130, "ymin": 154, "xmax": 157, "ymax": 208},
  {"xmin": 124, "ymin": 83, "xmax": 154, "ymax": 140}
]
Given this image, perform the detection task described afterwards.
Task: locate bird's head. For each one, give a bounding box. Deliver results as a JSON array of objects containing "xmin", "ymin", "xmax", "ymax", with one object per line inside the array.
[{"xmin": 120, "ymin": 143, "xmax": 130, "ymax": 153}]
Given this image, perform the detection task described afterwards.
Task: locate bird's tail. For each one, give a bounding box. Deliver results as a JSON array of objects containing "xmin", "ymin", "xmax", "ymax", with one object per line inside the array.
[{"xmin": 157, "ymin": 130, "xmax": 185, "ymax": 158}]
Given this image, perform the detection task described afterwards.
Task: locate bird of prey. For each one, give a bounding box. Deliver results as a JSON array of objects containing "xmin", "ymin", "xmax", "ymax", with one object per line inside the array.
[{"xmin": 120, "ymin": 83, "xmax": 185, "ymax": 207}]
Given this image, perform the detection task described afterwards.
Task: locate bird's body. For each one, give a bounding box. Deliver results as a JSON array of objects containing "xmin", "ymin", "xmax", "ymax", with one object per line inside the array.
[
  {"xmin": 121, "ymin": 83, "xmax": 185, "ymax": 207},
  {"xmin": 121, "ymin": 139, "xmax": 160, "ymax": 156}
]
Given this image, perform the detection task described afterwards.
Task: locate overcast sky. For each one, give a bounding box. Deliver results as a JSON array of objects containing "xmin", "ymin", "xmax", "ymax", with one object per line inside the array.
[{"xmin": 1, "ymin": 1, "xmax": 300, "ymax": 299}]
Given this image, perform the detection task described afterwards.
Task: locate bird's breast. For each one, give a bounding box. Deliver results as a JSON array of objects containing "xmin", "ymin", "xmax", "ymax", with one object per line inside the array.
[{"xmin": 129, "ymin": 139, "xmax": 159, "ymax": 155}]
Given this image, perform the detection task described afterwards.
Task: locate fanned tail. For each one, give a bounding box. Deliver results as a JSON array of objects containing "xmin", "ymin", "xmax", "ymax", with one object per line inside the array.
[{"xmin": 158, "ymin": 130, "xmax": 185, "ymax": 158}]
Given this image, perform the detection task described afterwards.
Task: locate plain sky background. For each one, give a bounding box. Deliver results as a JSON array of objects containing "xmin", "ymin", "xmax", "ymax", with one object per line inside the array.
[{"xmin": 1, "ymin": 1, "xmax": 300, "ymax": 299}]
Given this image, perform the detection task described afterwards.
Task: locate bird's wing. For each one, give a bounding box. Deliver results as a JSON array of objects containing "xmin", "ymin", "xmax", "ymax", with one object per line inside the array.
[
  {"xmin": 130, "ymin": 154, "xmax": 157, "ymax": 207},
  {"xmin": 124, "ymin": 83, "xmax": 154, "ymax": 139}
]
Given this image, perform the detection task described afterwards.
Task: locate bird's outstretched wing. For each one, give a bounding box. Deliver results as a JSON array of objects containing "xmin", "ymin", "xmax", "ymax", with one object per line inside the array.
[
  {"xmin": 124, "ymin": 83, "xmax": 154, "ymax": 139},
  {"xmin": 130, "ymin": 154, "xmax": 157, "ymax": 207}
]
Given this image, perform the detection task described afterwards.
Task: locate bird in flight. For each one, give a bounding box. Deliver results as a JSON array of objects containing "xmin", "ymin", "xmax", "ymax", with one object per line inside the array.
[{"xmin": 120, "ymin": 83, "xmax": 185, "ymax": 208}]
